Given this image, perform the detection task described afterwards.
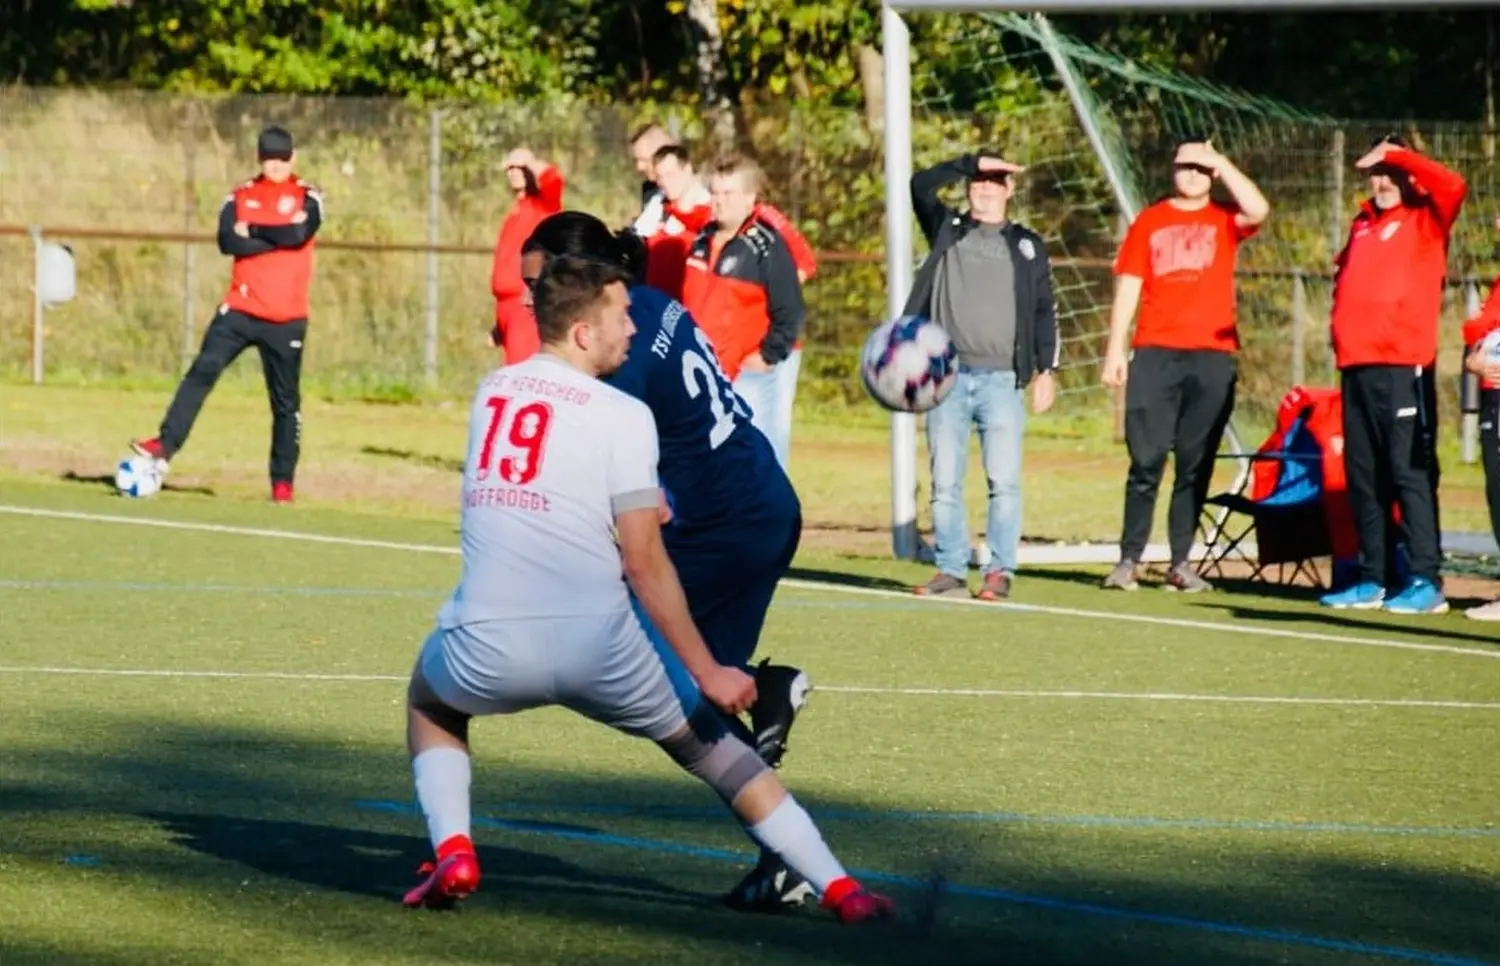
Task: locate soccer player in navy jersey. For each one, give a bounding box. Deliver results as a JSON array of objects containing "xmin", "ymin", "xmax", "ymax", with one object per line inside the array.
[{"xmin": 521, "ymin": 211, "xmax": 816, "ymax": 912}]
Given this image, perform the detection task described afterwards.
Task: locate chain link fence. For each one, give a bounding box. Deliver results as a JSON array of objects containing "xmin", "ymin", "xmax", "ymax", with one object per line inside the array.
[{"xmin": 2, "ymin": 87, "xmax": 1496, "ymax": 418}]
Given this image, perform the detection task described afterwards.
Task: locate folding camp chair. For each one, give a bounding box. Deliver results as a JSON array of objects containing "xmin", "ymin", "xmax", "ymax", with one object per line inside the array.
[{"xmin": 1197, "ymin": 389, "xmax": 1340, "ymax": 588}]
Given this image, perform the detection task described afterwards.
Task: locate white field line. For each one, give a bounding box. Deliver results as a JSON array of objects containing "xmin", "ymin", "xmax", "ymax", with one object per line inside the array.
[
  {"xmin": 0, "ymin": 664, "xmax": 1495, "ymax": 710},
  {"xmin": 2, "ymin": 503, "xmax": 1496, "ymax": 663}
]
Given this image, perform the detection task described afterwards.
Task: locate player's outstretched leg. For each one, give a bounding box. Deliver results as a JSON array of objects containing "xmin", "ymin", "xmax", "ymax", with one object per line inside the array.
[
  {"xmin": 403, "ymin": 654, "xmax": 481, "ymax": 910},
  {"xmin": 657, "ymin": 711, "xmax": 895, "ymax": 924}
]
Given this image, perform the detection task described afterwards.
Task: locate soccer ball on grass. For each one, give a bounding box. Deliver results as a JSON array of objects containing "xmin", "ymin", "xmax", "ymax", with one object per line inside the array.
[
  {"xmin": 114, "ymin": 455, "xmax": 163, "ymax": 499},
  {"xmin": 860, "ymin": 315, "xmax": 959, "ymax": 414}
]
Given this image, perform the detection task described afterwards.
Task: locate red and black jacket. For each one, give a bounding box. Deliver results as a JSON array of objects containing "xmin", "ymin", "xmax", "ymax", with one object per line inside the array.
[
  {"xmin": 218, "ymin": 175, "xmax": 323, "ymax": 323},
  {"xmin": 680, "ymin": 216, "xmax": 805, "ymax": 382}
]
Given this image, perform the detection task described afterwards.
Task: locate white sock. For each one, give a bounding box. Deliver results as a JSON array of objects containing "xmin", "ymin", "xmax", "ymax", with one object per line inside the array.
[
  {"xmin": 412, "ymin": 747, "xmax": 472, "ymax": 851},
  {"xmin": 746, "ymin": 795, "xmax": 846, "ymax": 894}
]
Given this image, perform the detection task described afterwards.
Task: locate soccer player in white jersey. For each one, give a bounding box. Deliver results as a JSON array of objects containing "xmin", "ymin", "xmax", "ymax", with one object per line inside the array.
[{"xmin": 400, "ymin": 255, "xmax": 894, "ymax": 924}]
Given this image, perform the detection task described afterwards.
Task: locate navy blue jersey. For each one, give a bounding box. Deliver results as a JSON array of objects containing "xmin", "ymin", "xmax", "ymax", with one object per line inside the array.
[{"xmin": 606, "ymin": 284, "xmax": 788, "ymax": 530}]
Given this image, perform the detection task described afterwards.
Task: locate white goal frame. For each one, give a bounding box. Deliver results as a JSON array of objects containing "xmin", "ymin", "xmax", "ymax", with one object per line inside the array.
[{"xmin": 880, "ymin": 0, "xmax": 1492, "ymax": 561}]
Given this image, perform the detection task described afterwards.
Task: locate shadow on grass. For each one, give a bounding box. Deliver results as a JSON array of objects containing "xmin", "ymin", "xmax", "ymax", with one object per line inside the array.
[
  {"xmin": 360, "ymin": 446, "xmax": 464, "ymax": 474},
  {"xmin": 787, "ymin": 565, "xmax": 912, "ymax": 593},
  {"xmin": 60, "ymin": 471, "xmax": 215, "ymax": 497},
  {"xmin": 147, "ymin": 812, "xmax": 704, "ymax": 908},
  {"xmin": 1189, "ymin": 600, "xmax": 1500, "ymax": 648},
  {"xmin": 4, "ymin": 713, "xmax": 1496, "ymax": 966}
]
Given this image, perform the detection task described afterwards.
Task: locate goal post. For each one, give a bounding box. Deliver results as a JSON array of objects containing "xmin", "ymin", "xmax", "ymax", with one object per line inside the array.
[{"xmin": 879, "ymin": 0, "xmax": 1493, "ymax": 563}]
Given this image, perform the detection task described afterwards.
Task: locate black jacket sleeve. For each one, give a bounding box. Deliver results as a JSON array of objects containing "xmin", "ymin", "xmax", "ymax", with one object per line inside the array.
[
  {"xmin": 910, "ymin": 155, "xmax": 979, "ymax": 245},
  {"xmin": 757, "ymin": 235, "xmax": 806, "ymax": 365},
  {"xmin": 1031, "ymin": 234, "xmax": 1059, "ymax": 373},
  {"xmin": 249, "ymin": 188, "xmax": 324, "ymax": 249},
  {"xmin": 216, "ymin": 198, "xmax": 277, "ymax": 258}
]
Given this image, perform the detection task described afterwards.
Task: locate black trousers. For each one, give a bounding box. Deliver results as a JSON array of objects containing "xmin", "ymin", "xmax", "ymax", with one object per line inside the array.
[
  {"xmin": 1120, "ymin": 347, "xmax": 1237, "ymax": 565},
  {"xmin": 159, "ymin": 307, "xmax": 306, "ymax": 485},
  {"xmin": 1340, "ymin": 364, "xmax": 1441, "ymax": 585},
  {"xmin": 1482, "ymin": 390, "xmax": 1500, "ymax": 551}
]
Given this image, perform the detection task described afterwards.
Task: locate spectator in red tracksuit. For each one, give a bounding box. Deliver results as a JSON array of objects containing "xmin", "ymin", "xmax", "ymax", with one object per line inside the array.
[
  {"xmin": 1320, "ymin": 136, "xmax": 1466, "ymax": 615},
  {"xmin": 1461, "ymin": 211, "xmax": 1500, "ymax": 621},
  {"xmin": 132, "ymin": 125, "xmax": 323, "ymax": 504},
  {"xmin": 489, "ymin": 148, "xmax": 565, "ymax": 363}
]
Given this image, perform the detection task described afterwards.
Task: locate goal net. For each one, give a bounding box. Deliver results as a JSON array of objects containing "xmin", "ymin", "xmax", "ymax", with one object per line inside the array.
[{"xmin": 884, "ymin": 7, "xmax": 1495, "ymax": 563}]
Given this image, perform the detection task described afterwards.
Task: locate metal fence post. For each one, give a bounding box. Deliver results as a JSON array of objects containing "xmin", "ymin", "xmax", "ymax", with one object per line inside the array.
[
  {"xmin": 1329, "ymin": 129, "xmax": 1345, "ymax": 260},
  {"xmin": 424, "ymin": 107, "xmax": 442, "ymax": 391},
  {"xmin": 29, "ymin": 225, "xmax": 44, "ymax": 384},
  {"xmin": 1290, "ymin": 270, "xmax": 1307, "ymax": 388},
  {"xmin": 181, "ymin": 105, "xmax": 198, "ymax": 372}
]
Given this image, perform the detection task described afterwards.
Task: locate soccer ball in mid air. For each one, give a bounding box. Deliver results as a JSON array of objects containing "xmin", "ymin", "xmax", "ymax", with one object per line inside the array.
[
  {"xmin": 860, "ymin": 315, "xmax": 959, "ymax": 413},
  {"xmin": 114, "ymin": 455, "xmax": 163, "ymax": 499}
]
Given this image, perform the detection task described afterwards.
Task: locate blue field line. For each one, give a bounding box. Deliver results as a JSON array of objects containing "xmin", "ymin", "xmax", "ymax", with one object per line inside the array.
[
  {"xmin": 352, "ymin": 799, "xmax": 1491, "ymax": 966},
  {"xmin": 368, "ymin": 798, "xmax": 1499, "ymax": 839},
  {"xmin": 0, "ymin": 579, "xmax": 932, "ymax": 610}
]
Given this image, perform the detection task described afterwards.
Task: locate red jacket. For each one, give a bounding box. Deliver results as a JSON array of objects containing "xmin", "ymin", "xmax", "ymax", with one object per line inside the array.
[
  {"xmin": 681, "ymin": 216, "xmax": 805, "ymax": 382},
  {"xmin": 1462, "ymin": 278, "xmax": 1500, "ymax": 390},
  {"xmin": 1329, "ymin": 148, "xmax": 1467, "ymax": 369},
  {"xmin": 642, "ymin": 186, "xmax": 713, "ymax": 300},
  {"xmin": 221, "ymin": 176, "xmax": 323, "ymax": 323},
  {"xmin": 491, "ymin": 167, "xmax": 566, "ymax": 362},
  {"xmin": 752, "ymin": 203, "xmax": 817, "ymax": 281}
]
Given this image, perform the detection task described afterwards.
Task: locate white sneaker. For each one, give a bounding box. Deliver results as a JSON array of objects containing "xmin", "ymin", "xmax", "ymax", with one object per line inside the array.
[{"xmin": 1465, "ymin": 598, "xmax": 1500, "ymax": 621}]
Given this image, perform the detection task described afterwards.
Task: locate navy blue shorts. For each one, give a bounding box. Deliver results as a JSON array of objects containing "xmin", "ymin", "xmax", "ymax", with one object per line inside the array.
[{"xmin": 633, "ymin": 493, "xmax": 801, "ymax": 708}]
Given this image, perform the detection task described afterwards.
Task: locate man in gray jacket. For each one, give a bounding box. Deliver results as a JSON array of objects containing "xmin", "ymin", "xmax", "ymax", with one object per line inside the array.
[{"xmin": 907, "ymin": 150, "xmax": 1059, "ymax": 601}]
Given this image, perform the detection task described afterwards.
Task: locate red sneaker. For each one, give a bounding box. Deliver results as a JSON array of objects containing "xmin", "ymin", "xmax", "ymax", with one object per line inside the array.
[
  {"xmin": 131, "ymin": 437, "xmax": 167, "ymax": 461},
  {"xmin": 402, "ymin": 845, "xmax": 480, "ymax": 910},
  {"xmin": 271, "ymin": 481, "xmax": 294, "ymax": 504},
  {"xmin": 820, "ymin": 876, "xmax": 896, "ymax": 924}
]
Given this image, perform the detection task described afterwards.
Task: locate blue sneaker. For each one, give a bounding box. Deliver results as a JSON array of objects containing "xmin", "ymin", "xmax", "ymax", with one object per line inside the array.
[
  {"xmin": 1382, "ymin": 578, "xmax": 1449, "ymax": 615},
  {"xmin": 1320, "ymin": 581, "xmax": 1385, "ymax": 609}
]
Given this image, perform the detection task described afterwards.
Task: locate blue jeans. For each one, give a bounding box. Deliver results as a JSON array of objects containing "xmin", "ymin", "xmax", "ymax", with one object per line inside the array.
[
  {"xmin": 926, "ymin": 367, "xmax": 1026, "ymax": 578},
  {"xmin": 733, "ymin": 348, "xmax": 800, "ymax": 471}
]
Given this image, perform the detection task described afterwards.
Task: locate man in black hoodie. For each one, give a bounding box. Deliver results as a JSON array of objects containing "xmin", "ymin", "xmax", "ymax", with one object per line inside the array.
[{"xmin": 905, "ymin": 150, "xmax": 1059, "ymax": 602}]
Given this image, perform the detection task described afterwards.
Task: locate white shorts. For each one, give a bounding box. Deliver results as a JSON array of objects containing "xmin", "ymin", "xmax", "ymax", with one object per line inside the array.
[{"xmin": 412, "ymin": 608, "xmax": 690, "ymax": 742}]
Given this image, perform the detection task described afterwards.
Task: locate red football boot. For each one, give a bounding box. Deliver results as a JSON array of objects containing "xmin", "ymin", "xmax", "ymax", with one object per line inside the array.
[
  {"xmin": 402, "ymin": 836, "xmax": 480, "ymax": 910},
  {"xmin": 820, "ymin": 876, "xmax": 896, "ymax": 923},
  {"xmin": 131, "ymin": 437, "xmax": 168, "ymax": 461}
]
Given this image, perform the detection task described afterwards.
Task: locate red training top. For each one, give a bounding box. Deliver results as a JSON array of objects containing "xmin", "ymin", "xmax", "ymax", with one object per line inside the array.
[
  {"xmin": 1330, "ymin": 148, "xmax": 1467, "ymax": 369},
  {"xmin": 224, "ymin": 176, "xmax": 321, "ymax": 323},
  {"xmin": 491, "ymin": 167, "xmax": 566, "ymax": 363},
  {"xmin": 1113, "ymin": 198, "xmax": 1257, "ymax": 353},
  {"xmin": 1462, "ymin": 278, "xmax": 1500, "ymax": 390}
]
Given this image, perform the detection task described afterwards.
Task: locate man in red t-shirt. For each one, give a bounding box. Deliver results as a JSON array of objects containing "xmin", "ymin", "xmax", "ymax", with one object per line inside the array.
[
  {"xmin": 132, "ymin": 125, "xmax": 323, "ymax": 504},
  {"xmin": 1319, "ymin": 136, "xmax": 1466, "ymax": 615},
  {"xmin": 489, "ymin": 147, "xmax": 565, "ymax": 364},
  {"xmin": 1461, "ymin": 211, "xmax": 1500, "ymax": 621},
  {"xmin": 1100, "ymin": 138, "xmax": 1269, "ymax": 592}
]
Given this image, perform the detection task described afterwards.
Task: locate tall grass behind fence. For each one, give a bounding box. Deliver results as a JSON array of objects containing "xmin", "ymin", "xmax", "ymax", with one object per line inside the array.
[{"xmin": 1, "ymin": 87, "xmax": 1496, "ymax": 425}]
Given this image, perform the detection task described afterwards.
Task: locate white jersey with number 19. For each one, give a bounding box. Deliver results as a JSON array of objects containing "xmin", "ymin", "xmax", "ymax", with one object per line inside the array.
[{"xmin": 436, "ymin": 354, "xmax": 661, "ymax": 628}]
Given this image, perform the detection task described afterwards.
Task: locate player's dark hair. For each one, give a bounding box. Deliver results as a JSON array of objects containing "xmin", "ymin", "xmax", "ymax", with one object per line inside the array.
[
  {"xmin": 532, "ymin": 255, "xmax": 631, "ymax": 346},
  {"xmin": 1173, "ymin": 134, "xmax": 1211, "ymax": 154},
  {"xmin": 523, "ymin": 210, "xmax": 646, "ymax": 283},
  {"xmin": 652, "ymin": 144, "xmax": 692, "ymax": 167}
]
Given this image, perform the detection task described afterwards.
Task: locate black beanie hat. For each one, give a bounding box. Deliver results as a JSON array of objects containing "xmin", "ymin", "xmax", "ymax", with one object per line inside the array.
[{"xmin": 257, "ymin": 126, "xmax": 295, "ymax": 161}]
